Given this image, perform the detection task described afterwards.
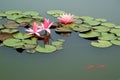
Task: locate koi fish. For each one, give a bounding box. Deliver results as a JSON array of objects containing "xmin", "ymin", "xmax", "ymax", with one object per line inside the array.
[{"xmin": 87, "ymin": 65, "xmax": 95, "ymax": 70}]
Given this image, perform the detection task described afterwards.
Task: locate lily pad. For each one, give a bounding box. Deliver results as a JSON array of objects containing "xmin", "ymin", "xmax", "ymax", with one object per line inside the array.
[
  {"xmin": 3, "ymin": 38, "xmax": 24, "ymax": 47},
  {"xmin": 72, "ymin": 26, "xmax": 90, "ymax": 32},
  {"xmin": 98, "ymin": 32, "xmax": 117, "ymax": 40},
  {"xmin": 15, "ymin": 17, "xmax": 33, "ymax": 23},
  {"xmin": 93, "ymin": 26, "xmax": 110, "ymax": 32},
  {"xmin": 47, "ymin": 10, "xmax": 65, "ymax": 15},
  {"xmin": 0, "ymin": 25, "xmax": 4, "ymax": 29},
  {"xmin": 6, "ymin": 14, "xmax": 23, "ymax": 20},
  {"xmin": 111, "ymin": 40, "xmax": 120, "ymax": 46},
  {"xmin": 0, "ymin": 17, "xmax": 2, "ymax": 19},
  {"xmin": 91, "ymin": 40, "xmax": 112, "ymax": 48},
  {"xmin": 35, "ymin": 45, "xmax": 56, "ymax": 53},
  {"xmin": 80, "ymin": 16, "xmax": 94, "ymax": 21},
  {"xmin": 79, "ymin": 31, "xmax": 100, "ymax": 38},
  {"xmin": 0, "ymin": 32, "xmax": 13, "ymax": 41},
  {"xmin": 1, "ymin": 29, "xmax": 19, "ymax": 33},
  {"xmin": 22, "ymin": 37, "xmax": 37, "ymax": 45},
  {"xmin": 95, "ymin": 18, "xmax": 107, "ymax": 22},
  {"xmin": 4, "ymin": 21, "xmax": 19, "ymax": 28},
  {"xmin": 110, "ymin": 29, "xmax": 120, "ymax": 36},
  {"xmin": 101, "ymin": 22, "xmax": 116, "ymax": 28},
  {"xmin": 52, "ymin": 40, "xmax": 64, "ymax": 50},
  {"xmin": 85, "ymin": 20, "xmax": 101, "ymax": 26},
  {"xmin": 5, "ymin": 10, "xmax": 22, "ymax": 15},
  {"xmin": 0, "ymin": 12, "xmax": 6, "ymax": 17},
  {"xmin": 13, "ymin": 32, "xmax": 33, "ymax": 39},
  {"xmin": 23, "ymin": 11, "xmax": 39, "ymax": 16}
]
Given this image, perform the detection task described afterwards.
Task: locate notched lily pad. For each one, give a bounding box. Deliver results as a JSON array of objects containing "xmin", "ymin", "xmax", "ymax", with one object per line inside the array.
[
  {"xmin": 5, "ymin": 10, "xmax": 22, "ymax": 15},
  {"xmin": 110, "ymin": 40, "xmax": 120, "ymax": 46},
  {"xmin": 110, "ymin": 29, "xmax": 120, "ymax": 36},
  {"xmin": 23, "ymin": 11, "xmax": 39, "ymax": 16},
  {"xmin": 98, "ymin": 32, "xmax": 117, "ymax": 40},
  {"xmin": 79, "ymin": 31, "xmax": 100, "ymax": 39},
  {"xmin": 35, "ymin": 45, "xmax": 56, "ymax": 53},
  {"xmin": 91, "ymin": 40, "xmax": 112, "ymax": 48},
  {"xmin": 72, "ymin": 26, "xmax": 91, "ymax": 32},
  {"xmin": 15, "ymin": 17, "xmax": 33, "ymax": 23},
  {"xmin": 93, "ymin": 26, "xmax": 110, "ymax": 32},
  {"xmin": 85, "ymin": 20, "xmax": 101, "ymax": 26},
  {"xmin": 101, "ymin": 22, "xmax": 116, "ymax": 28}
]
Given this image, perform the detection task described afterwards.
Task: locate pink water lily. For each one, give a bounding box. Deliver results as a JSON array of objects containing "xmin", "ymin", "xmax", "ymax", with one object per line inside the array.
[
  {"xmin": 58, "ymin": 13, "xmax": 74, "ymax": 24},
  {"xmin": 26, "ymin": 22, "xmax": 42, "ymax": 36},
  {"xmin": 39, "ymin": 18, "xmax": 53, "ymax": 33}
]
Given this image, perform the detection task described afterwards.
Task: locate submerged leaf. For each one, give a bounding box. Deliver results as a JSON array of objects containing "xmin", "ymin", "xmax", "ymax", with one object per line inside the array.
[{"xmin": 91, "ymin": 40, "xmax": 112, "ymax": 48}]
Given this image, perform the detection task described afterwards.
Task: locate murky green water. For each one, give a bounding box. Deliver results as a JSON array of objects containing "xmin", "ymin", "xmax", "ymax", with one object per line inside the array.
[{"xmin": 0, "ymin": 0, "xmax": 120, "ymax": 80}]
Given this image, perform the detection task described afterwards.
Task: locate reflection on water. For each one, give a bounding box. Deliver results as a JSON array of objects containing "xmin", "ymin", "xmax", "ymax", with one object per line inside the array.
[{"xmin": 0, "ymin": 0, "xmax": 120, "ymax": 80}]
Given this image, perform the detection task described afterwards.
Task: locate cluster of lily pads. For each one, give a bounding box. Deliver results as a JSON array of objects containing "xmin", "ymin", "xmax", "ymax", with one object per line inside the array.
[{"xmin": 0, "ymin": 10, "xmax": 120, "ymax": 54}]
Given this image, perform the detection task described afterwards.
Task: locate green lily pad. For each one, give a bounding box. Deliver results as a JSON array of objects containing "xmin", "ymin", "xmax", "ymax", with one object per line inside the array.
[
  {"xmin": 80, "ymin": 16, "xmax": 94, "ymax": 21},
  {"xmin": 1, "ymin": 29, "xmax": 19, "ymax": 33},
  {"xmin": 47, "ymin": 10, "xmax": 65, "ymax": 15},
  {"xmin": 0, "ymin": 17, "xmax": 2, "ymax": 19},
  {"xmin": 15, "ymin": 17, "xmax": 33, "ymax": 23},
  {"xmin": 3, "ymin": 38, "xmax": 24, "ymax": 47},
  {"xmin": 79, "ymin": 31, "xmax": 100, "ymax": 38},
  {"xmin": 110, "ymin": 29, "xmax": 120, "ymax": 36},
  {"xmin": 13, "ymin": 32, "xmax": 33, "ymax": 39},
  {"xmin": 22, "ymin": 37, "xmax": 37, "ymax": 45},
  {"xmin": 101, "ymin": 22, "xmax": 116, "ymax": 28},
  {"xmin": 111, "ymin": 40, "xmax": 120, "ymax": 46},
  {"xmin": 26, "ymin": 49, "xmax": 36, "ymax": 54},
  {"xmin": 4, "ymin": 21, "xmax": 19, "ymax": 28},
  {"xmin": 0, "ymin": 25, "xmax": 4, "ymax": 29},
  {"xmin": 35, "ymin": 45, "xmax": 56, "ymax": 53},
  {"xmin": 99, "ymin": 32, "xmax": 117, "ymax": 40},
  {"xmin": 5, "ymin": 10, "xmax": 22, "ymax": 15},
  {"xmin": 24, "ymin": 44, "xmax": 36, "ymax": 49},
  {"xmin": 95, "ymin": 18, "xmax": 107, "ymax": 22},
  {"xmin": 72, "ymin": 26, "xmax": 90, "ymax": 32},
  {"xmin": 93, "ymin": 26, "xmax": 110, "ymax": 32},
  {"xmin": 114, "ymin": 26, "xmax": 120, "ymax": 29},
  {"xmin": 0, "ymin": 12, "xmax": 6, "ymax": 17},
  {"xmin": 32, "ymin": 15, "xmax": 44, "ymax": 20},
  {"xmin": 85, "ymin": 20, "xmax": 101, "ymax": 26},
  {"xmin": 52, "ymin": 40, "xmax": 64, "ymax": 50},
  {"xmin": 91, "ymin": 40, "xmax": 112, "ymax": 48},
  {"xmin": 6, "ymin": 14, "xmax": 23, "ymax": 20},
  {"xmin": 23, "ymin": 11, "xmax": 39, "ymax": 16}
]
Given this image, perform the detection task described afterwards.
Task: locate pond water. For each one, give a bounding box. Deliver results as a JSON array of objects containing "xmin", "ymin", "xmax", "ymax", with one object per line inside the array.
[{"xmin": 0, "ymin": 0, "xmax": 120, "ymax": 80}]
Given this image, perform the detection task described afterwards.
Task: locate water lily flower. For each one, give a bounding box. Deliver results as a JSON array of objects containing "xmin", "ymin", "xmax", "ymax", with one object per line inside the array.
[
  {"xmin": 26, "ymin": 22, "xmax": 42, "ymax": 36},
  {"xmin": 39, "ymin": 18, "xmax": 53, "ymax": 33},
  {"xmin": 58, "ymin": 13, "xmax": 74, "ymax": 24}
]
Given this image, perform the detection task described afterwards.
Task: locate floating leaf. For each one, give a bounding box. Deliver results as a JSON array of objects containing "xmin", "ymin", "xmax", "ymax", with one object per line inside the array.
[
  {"xmin": 35, "ymin": 45, "xmax": 56, "ymax": 53},
  {"xmin": 47, "ymin": 10, "xmax": 65, "ymax": 15},
  {"xmin": 0, "ymin": 17, "xmax": 2, "ymax": 19},
  {"xmin": 3, "ymin": 38, "xmax": 24, "ymax": 47},
  {"xmin": 80, "ymin": 16, "xmax": 94, "ymax": 21},
  {"xmin": 111, "ymin": 40, "xmax": 120, "ymax": 46},
  {"xmin": 0, "ymin": 25, "xmax": 4, "ymax": 29},
  {"xmin": 110, "ymin": 29, "xmax": 120, "ymax": 36},
  {"xmin": 6, "ymin": 14, "xmax": 23, "ymax": 20},
  {"xmin": 26, "ymin": 49, "xmax": 36, "ymax": 54},
  {"xmin": 95, "ymin": 18, "xmax": 107, "ymax": 22},
  {"xmin": 13, "ymin": 32, "xmax": 33, "ymax": 39},
  {"xmin": 114, "ymin": 26, "xmax": 120, "ymax": 29},
  {"xmin": 1, "ymin": 29, "xmax": 19, "ymax": 33},
  {"xmin": 0, "ymin": 32, "xmax": 13, "ymax": 41},
  {"xmin": 101, "ymin": 22, "xmax": 116, "ymax": 28},
  {"xmin": 99, "ymin": 32, "xmax": 117, "ymax": 40},
  {"xmin": 5, "ymin": 10, "xmax": 22, "ymax": 15},
  {"xmin": 85, "ymin": 20, "xmax": 100, "ymax": 26},
  {"xmin": 23, "ymin": 11, "xmax": 39, "ymax": 16},
  {"xmin": 15, "ymin": 17, "xmax": 33, "ymax": 23},
  {"xmin": 24, "ymin": 44, "xmax": 36, "ymax": 49},
  {"xmin": 0, "ymin": 12, "xmax": 6, "ymax": 17},
  {"xmin": 72, "ymin": 26, "xmax": 90, "ymax": 32},
  {"xmin": 91, "ymin": 40, "xmax": 112, "ymax": 48},
  {"xmin": 79, "ymin": 31, "xmax": 100, "ymax": 38},
  {"xmin": 22, "ymin": 37, "xmax": 37, "ymax": 45},
  {"xmin": 4, "ymin": 21, "xmax": 19, "ymax": 28},
  {"xmin": 93, "ymin": 26, "xmax": 110, "ymax": 32}
]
